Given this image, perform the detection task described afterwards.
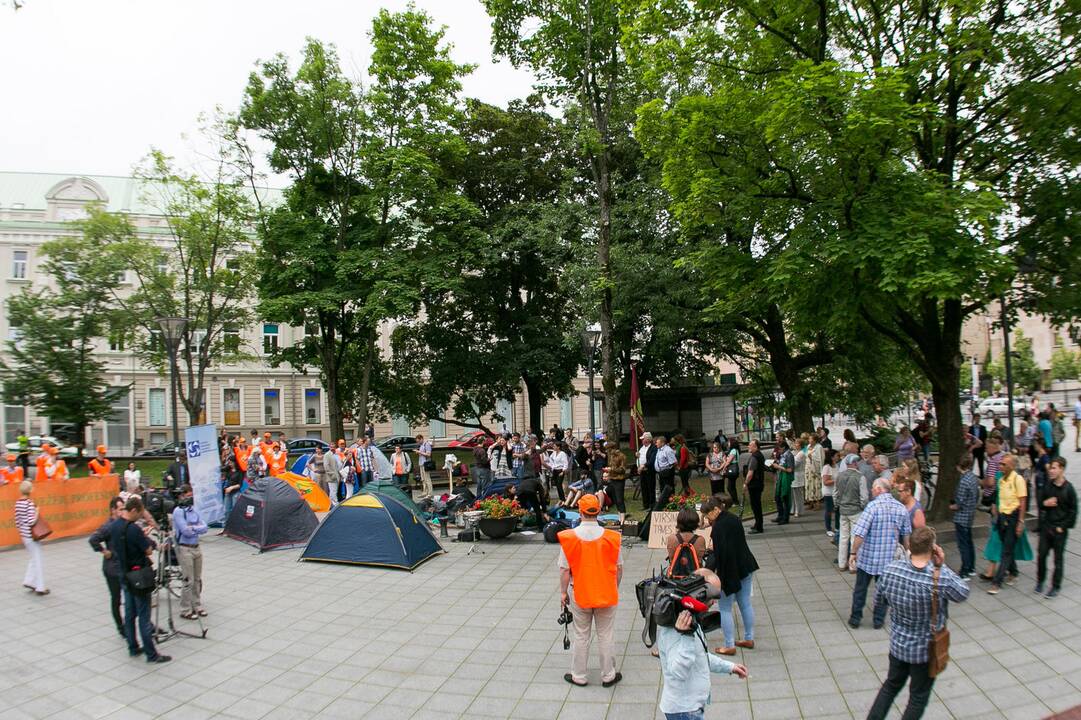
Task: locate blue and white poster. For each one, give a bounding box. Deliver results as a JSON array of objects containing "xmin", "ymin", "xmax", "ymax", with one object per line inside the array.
[{"xmin": 184, "ymin": 424, "xmax": 224, "ymax": 526}]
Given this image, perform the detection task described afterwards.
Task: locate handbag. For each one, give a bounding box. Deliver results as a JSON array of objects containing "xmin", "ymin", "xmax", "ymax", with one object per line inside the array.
[
  {"xmin": 125, "ymin": 565, "xmax": 157, "ymax": 593},
  {"xmin": 30, "ymin": 514, "xmax": 52, "ymax": 541},
  {"xmin": 927, "ymin": 565, "xmax": 950, "ymax": 677}
]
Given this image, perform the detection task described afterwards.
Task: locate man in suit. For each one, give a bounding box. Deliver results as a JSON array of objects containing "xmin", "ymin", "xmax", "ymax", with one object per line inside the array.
[
  {"xmin": 969, "ymin": 413, "xmax": 988, "ymax": 478},
  {"xmin": 164, "ymin": 454, "xmax": 189, "ymax": 497}
]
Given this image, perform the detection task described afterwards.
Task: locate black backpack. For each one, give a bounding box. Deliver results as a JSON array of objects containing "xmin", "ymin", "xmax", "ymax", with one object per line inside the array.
[{"xmin": 543, "ymin": 519, "xmax": 571, "ymax": 543}]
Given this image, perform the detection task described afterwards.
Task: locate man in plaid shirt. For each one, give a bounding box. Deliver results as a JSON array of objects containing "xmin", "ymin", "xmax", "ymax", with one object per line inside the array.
[
  {"xmin": 949, "ymin": 453, "xmax": 980, "ymax": 578},
  {"xmin": 867, "ymin": 526, "xmax": 969, "ymax": 720},
  {"xmin": 510, "ymin": 432, "xmax": 526, "ymax": 481},
  {"xmin": 354, "ymin": 437, "xmax": 375, "ymax": 492},
  {"xmin": 848, "ymin": 478, "xmax": 912, "ymax": 629}
]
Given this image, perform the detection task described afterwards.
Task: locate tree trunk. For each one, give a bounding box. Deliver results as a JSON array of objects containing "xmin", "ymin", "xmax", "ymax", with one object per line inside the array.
[
  {"xmin": 771, "ymin": 357, "xmax": 814, "ymax": 435},
  {"xmin": 596, "ymin": 157, "xmax": 620, "ymax": 443},
  {"xmin": 354, "ymin": 326, "xmax": 377, "ymax": 431},
  {"xmin": 522, "ymin": 374, "xmax": 544, "ymax": 438},
  {"xmin": 326, "ymin": 371, "xmax": 344, "ymax": 443},
  {"xmin": 927, "ymin": 365, "xmax": 963, "ymax": 522}
]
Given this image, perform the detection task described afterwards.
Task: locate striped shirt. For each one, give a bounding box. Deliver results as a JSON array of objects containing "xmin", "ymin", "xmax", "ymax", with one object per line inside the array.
[
  {"xmin": 854, "ymin": 493, "xmax": 912, "ymax": 576},
  {"xmin": 355, "ymin": 446, "xmax": 374, "ymax": 472},
  {"xmin": 14, "ymin": 498, "xmax": 38, "ymax": 539},
  {"xmin": 875, "ymin": 560, "xmax": 969, "ymax": 663}
]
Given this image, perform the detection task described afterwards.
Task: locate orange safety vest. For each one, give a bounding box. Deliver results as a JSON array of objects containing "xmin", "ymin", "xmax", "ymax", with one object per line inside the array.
[
  {"xmin": 557, "ymin": 528, "xmax": 621, "ymax": 608},
  {"xmin": 37, "ymin": 458, "xmax": 69, "ymax": 482},
  {"xmin": 268, "ymin": 451, "xmax": 287, "ymax": 476},
  {"xmin": 88, "ymin": 457, "xmax": 113, "ymax": 476},
  {"xmin": 35, "ymin": 454, "xmax": 49, "ymax": 482},
  {"xmin": 234, "ymin": 445, "xmax": 251, "ymax": 472},
  {"xmin": 0, "ymin": 465, "xmax": 23, "ymax": 484}
]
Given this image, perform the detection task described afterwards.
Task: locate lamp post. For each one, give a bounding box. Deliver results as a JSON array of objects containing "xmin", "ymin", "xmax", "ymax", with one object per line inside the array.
[
  {"xmin": 156, "ymin": 317, "xmax": 189, "ymax": 447},
  {"xmin": 581, "ymin": 323, "xmax": 601, "ymax": 441},
  {"xmin": 1000, "ymin": 295, "xmax": 1015, "ymax": 435}
]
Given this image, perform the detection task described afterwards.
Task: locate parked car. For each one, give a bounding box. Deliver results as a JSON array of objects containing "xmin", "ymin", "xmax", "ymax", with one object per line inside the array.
[
  {"xmin": 374, "ymin": 435, "xmax": 419, "ymax": 452},
  {"xmin": 976, "ymin": 397, "xmax": 1027, "ymax": 419},
  {"xmin": 447, "ymin": 430, "xmax": 496, "ymax": 449},
  {"xmin": 5, "ymin": 435, "xmax": 79, "ymax": 458},
  {"xmin": 134, "ymin": 441, "xmax": 183, "ymax": 457},
  {"xmin": 286, "ymin": 438, "xmax": 332, "ymax": 456}
]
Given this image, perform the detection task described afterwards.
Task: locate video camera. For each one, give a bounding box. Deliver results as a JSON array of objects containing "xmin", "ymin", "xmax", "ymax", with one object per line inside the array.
[
  {"xmin": 143, "ymin": 489, "xmax": 176, "ymax": 526},
  {"xmin": 637, "ymin": 573, "xmax": 720, "ymax": 646}
]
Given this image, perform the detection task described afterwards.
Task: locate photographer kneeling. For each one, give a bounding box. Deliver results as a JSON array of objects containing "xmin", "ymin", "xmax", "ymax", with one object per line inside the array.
[
  {"xmin": 172, "ymin": 484, "xmax": 208, "ymax": 620},
  {"xmin": 109, "ymin": 496, "xmax": 171, "ymax": 663},
  {"xmin": 658, "ymin": 608, "xmax": 748, "ymax": 720}
]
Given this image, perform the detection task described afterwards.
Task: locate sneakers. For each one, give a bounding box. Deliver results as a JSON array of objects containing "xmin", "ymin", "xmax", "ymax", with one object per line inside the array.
[
  {"xmin": 826, "ymin": 531, "xmax": 835, "ymax": 538},
  {"xmin": 1005, "ymin": 576, "xmax": 1017, "ymax": 587},
  {"xmin": 1047, "ymin": 588, "xmax": 1060, "ymax": 598},
  {"xmin": 847, "ymin": 618, "xmax": 860, "ymax": 629},
  {"xmin": 1034, "ymin": 582, "xmax": 1044, "ymax": 594},
  {"xmin": 987, "ymin": 585, "xmax": 1001, "ymax": 595},
  {"xmin": 146, "ymin": 655, "xmax": 172, "ymax": 664},
  {"xmin": 960, "ymin": 572, "xmax": 973, "ymax": 580}
]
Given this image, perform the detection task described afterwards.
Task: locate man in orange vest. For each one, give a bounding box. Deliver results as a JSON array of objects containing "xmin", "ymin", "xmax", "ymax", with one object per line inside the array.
[
  {"xmin": 234, "ymin": 438, "xmax": 251, "ymax": 473},
  {"xmin": 0, "ymin": 453, "xmax": 24, "ymax": 485},
  {"xmin": 37, "ymin": 444, "xmax": 69, "ymax": 482},
  {"xmin": 258, "ymin": 431, "xmax": 274, "ymax": 456},
  {"xmin": 88, "ymin": 445, "xmax": 113, "ymax": 477},
  {"xmin": 35, "ymin": 442, "xmax": 51, "ymax": 482},
  {"xmin": 266, "ymin": 441, "xmax": 287, "ymax": 476},
  {"xmin": 557, "ymin": 494, "xmax": 623, "ymax": 688}
]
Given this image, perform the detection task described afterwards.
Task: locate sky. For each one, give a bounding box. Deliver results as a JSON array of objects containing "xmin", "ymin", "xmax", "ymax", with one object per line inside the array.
[{"xmin": 0, "ymin": 0, "xmax": 537, "ymax": 179}]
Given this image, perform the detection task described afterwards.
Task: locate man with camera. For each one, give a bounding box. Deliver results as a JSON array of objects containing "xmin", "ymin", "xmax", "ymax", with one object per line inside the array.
[
  {"xmin": 658, "ymin": 607, "xmax": 748, "ymax": 720},
  {"xmin": 109, "ymin": 496, "xmax": 171, "ymax": 663},
  {"xmin": 172, "ymin": 484, "xmax": 208, "ymax": 620},
  {"xmin": 557, "ymin": 494, "xmax": 623, "ymax": 688}
]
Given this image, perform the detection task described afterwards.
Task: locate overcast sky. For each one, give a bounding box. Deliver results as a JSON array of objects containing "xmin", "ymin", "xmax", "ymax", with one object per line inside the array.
[{"xmin": 0, "ymin": 0, "xmax": 537, "ymax": 179}]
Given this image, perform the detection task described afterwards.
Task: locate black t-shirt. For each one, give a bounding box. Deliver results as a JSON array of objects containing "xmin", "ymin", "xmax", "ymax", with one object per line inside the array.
[{"xmin": 109, "ymin": 520, "xmax": 155, "ymax": 580}]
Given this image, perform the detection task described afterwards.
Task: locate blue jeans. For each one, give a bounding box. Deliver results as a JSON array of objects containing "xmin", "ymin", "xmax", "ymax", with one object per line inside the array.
[
  {"xmin": 354, "ymin": 470, "xmax": 373, "ymax": 493},
  {"xmin": 955, "ymin": 522, "xmax": 974, "ymax": 575},
  {"xmin": 823, "ymin": 496, "xmax": 834, "ymax": 532},
  {"xmin": 850, "ymin": 569, "xmax": 887, "ymax": 627},
  {"xmin": 665, "ymin": 710, "xmax": 704, "ymax": 720},
  {"xmin": 123, "ymin": 585, "xmax": 158, "ymax": 659},
  {"xmin": 717, "ymin": 573, "xmax": 755, "ymax": 647}
]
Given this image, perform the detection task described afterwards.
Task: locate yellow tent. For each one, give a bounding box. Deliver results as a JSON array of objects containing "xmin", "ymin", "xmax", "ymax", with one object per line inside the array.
[{"xmin": 276, "ymin": 471, "xmax": 332, "ymax": 512}]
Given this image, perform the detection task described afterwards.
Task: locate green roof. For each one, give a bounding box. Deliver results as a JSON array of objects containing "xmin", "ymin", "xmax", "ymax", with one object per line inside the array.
[{"xmin": 0, "ymin": 171, "xmax": 282, "ymax": 216}]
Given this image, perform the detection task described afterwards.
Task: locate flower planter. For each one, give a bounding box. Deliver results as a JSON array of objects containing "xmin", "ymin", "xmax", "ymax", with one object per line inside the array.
[{"xmin": 478, "ymin": 516, "xmax": 518, "ymax": 539}]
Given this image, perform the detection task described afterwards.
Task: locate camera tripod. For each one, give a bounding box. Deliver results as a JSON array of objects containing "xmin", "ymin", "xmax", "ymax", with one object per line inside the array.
[{"xmin": 151, "ymin": 519, "xmax": 207, "ymax": 642}]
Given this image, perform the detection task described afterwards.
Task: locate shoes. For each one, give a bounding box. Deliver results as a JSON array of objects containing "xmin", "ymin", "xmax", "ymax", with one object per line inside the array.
[
  {"xmin": 180, "ymin": 612, "xmax": 197, "ymax": 620},
  {"xmin": 826, "ymin": 531, "xmax": 835, "ymax": 538},
  {"xmin": 978, "ymin": 574, "xmax": 994, "ymax": 583},
  {"xmin": 128, "ymin": 646, "xmax": 142, "ymax": 657},
  {"xmin": 714, "ymin": 647, "xmax": 737, "ymax": 656},
  {"xmin": 987, "ymin": 585, "xmax": 1001, "ymax": 595},
  {"xmin": 22, "ymin": 584, "xmax": 34, "ymax": 591},
  {"xmin": 771, "ymin": 518, "xmax": 781, "ymax": 524},
  {"xmin": 1034, "ymin": 582, "xmax": 1044, "ymax": 594},
  {"xmin": 602, "ymin": 672, "xmax": 623, "ymax": 688},
  {"xmin": 848, "ymin": 619, "xmax": 860, "ymax": 629},
  {"xmin": 792, "ymin": 513, "xmax": 800, "ymax": 518},
  {"xmin": 735, "ymin": 640, "xmax": 755, "ymax": 649},
  {"xmin": 563, "ymin": 673, "xmax": 587, "ymax": 687},
  {"xmin": 146, "ymin": 655, "xmax": 172, "ymax": 664},
  {"xmin": 872, "ymin": 623, "xmax": 884, "ymax": 630},
  {"xmin": 1005, "ymin": 576, "xmax": 1017, "ymax": 587},
  {"xmin": 1047, "ymin": 588, "xmax": 1059, "ymax": 598},
  {"xmin": 197, "ymin": 609, "xmax": 208, "ymax": 617},
  {"xmin": 34, "ymin": 589, "xmax": 50, "ymax": 596},
  {"xmin": 960, "ymin": 572, "xmax": 973, "ymax": 580},
  {"xmin": 749, "ymin": 528, "xmax": 764, "ymax": 534}
]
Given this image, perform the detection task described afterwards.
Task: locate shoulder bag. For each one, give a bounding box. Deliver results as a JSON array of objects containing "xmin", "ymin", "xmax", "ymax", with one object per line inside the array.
[
  {"xmin": 30, "ymin": 513, "xmax": 52, "ymax": 541},
  {"xmin": 927, "ymin": 565, "xmax": 950, "ymax": 677}
]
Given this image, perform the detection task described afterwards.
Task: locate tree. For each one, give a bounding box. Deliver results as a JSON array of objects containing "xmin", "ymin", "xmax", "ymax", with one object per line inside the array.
[
  {"xmin": 103, "ymin": 149, "xmax": 257, "ymax": 426},
  {"xmin": 240, "ymin": 13, "xmax": 471, "ymax": 437},
  {"xmin": 624, "ymin": 0, "xmax": 1076, "ymax": 517},
  {"xmin": 485, "ymin": 0, "xmax": 636, "ymax": 441},
  {"xmin": 1049, "ymin": 347, "xmax": 1081, "ymax": 382},
  {"xmin": 986, "ymin": 330, "xmax": 1042, "ymax": 393},
  {"xmin": 0, "ymin": 226, "xmax": 124, "ymax": 455},
  {"xmin": 386, "ymin": 98, "xmax": 581, "ymax": 434}
]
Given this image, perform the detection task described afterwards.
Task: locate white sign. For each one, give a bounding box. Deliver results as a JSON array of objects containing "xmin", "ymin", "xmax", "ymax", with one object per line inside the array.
[{"xmin": 185, "ymin": 424, "xmax": 224, "ymax": 526}]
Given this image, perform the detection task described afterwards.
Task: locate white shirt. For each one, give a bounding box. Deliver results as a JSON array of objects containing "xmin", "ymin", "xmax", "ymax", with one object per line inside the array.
[
  {"xmin": 637, "ymin": 445, "xmax": 649, "ymax": 467},
  {"xmin": 547, "ymin": 451, "xmax": 568, "ymax": 472},
  {"xmin": 821, "ymin": 465, "xmax": 834, "ymax": 497},
  {"xmin": 123, "ymin": 469, "xmax": 141, "ymax": 492},
  {"xmin": 1074, "ymin": 400, "xmax": 1081, "ymax": 421}
]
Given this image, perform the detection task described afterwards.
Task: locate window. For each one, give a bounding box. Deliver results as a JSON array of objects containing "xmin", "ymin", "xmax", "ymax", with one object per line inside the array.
[
  {"xmin": 392, "ymin": 415, "xmax": 410, "ymax": 436},
  {"xmin": 304, "ymin": 319, "xmax": 319, "ymax": 342},
  {"xmin": 263, "ymin": 388, "xmax": 281, "ymax": 425},
  {"xmin": 8, "ymin": 307, "xmax": 22, "ymax": 343},
  {"xmin": 560, "ymin": 398, "xmax": 573, "ymax": 428},
  {"xmin": 344, "ymin": 429, "xmax": 355, "ymax": 442},
  {"xmin": 223, "ymin": 323, "xmax": 240, "ymax": 354},
  {"xmin": 226, "ymin": 257, "xmax": 241, "ymax": 271},
  {"xmin": 11, "ymin": 250, "xmax": 27, "ymax": 280},
  {"xmin": 3, "ymin": 402, "xmax": 25, "ymax": 444},
  {"xmin": 305, "ymin": 430, "xmax": 323, "ymax": 440},
  {"xmin": 429, "ymin": 412, "xmax": 446, "ymax": 440},
  {"xmin": 304, "ymin": 388, "xmax": 321, "ymax": 425},
  {"xmin": 116, "ymin": 269, "xmax": 132, "ymax": 286},
  {"xmin": 223, "ymin": 388, "xmax": 241, "ymax": 426},
  {"xmin": 262, "ymin": 323, "xmax": 279, "ymax": 355},
  {"xmin": 496, "ymin": 399, "xmax": 513, "ymax": 433},
  {"xmin": 106, "ymin": 388, "xmax": 131, "ymax": 453},
  {"xmin": 193, "ymin": 330, "xmax": 207, "ymax": 355},
  {"xmin": 148, "ymin": 388, "xmax": 167, "ymax": 427},
  {"xmin": 149, "ymin": 330, "xmax": 164, "ymax": 354},
  {"xmin": 150, "ymin": 432, "xmax": 167, "ymax": 445},
  {"xmin": 108, "ymin": 325, "xmax": 125, "ymax": 352},
  {"xmin": 592, "ymin": 399, "xmax": 603, "ymax": 432}
]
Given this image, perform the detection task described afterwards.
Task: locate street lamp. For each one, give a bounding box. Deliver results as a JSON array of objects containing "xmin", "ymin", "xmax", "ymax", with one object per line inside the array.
[
  {"xmin": 156, "ymin": 316, "xmax": 189, "ymax": 447},
  {"xmin": 581, "ymin": 323, "xmax": 601, "ymax": 440}
]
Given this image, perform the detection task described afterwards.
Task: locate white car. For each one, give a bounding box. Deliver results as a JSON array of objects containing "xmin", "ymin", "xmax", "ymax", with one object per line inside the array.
[
  {"xmin": 975, "ymin": 397, "xmax": 1027, "ymax": 419},
  {"xmin": 4, "ymin": 435, "xmax": 79, "ymax": 458}
]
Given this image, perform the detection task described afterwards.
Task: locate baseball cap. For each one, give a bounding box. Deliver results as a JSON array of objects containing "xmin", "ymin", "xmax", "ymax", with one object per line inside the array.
[
  {"xmin": 5, "ymin": 453, "xmax": 15, "ymax": 462},
  {"xmin": 96, "ymin": 445, "xmax": 107, "ymax": 454},
  {"xmin": 640, "ymin": 431, "xmax": 652, "ymax": 439},
  {"xmin": 578, "ymin": 494, "xmax": 601, "ymax": 516}
]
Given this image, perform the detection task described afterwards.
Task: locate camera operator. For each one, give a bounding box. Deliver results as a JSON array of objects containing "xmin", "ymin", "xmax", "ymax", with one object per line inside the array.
[
  {"xmin": 658, "ymin": 609, "xmax": 748, "ymax": 720},
  {"xmin": 109, "ymin": 496, "xmax": 171, "ymax": 663},
  {"xmin": 88, "ymin": 496, "xmax": 127, "ymax": 637},
  {"xmin": 172, "ymin": 484, "xmax": 208, "ymax": 620},
  {"xmin": 557, "ymin": 494, "xmax": 623, "ymax": 688}
]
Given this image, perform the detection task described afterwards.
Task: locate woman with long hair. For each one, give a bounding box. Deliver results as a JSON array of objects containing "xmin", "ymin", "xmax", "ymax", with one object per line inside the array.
[{"xmin": 701, "ymin": 494, "xmax": 759, "ymax": 655}]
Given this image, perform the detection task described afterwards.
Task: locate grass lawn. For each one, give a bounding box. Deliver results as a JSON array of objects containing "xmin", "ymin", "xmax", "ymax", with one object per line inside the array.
[{"xmin": 624, "ymin": 471, "xmax": 779, "ymax": 522}]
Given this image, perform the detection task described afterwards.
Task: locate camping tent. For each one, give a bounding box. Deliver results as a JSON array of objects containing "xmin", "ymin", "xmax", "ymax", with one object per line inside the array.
[
  {"xmin": 369, "ymin": 445, "xmax": 393, "ymax": 480},
  {"xmin": 290, "ymin": 453, "xmax": 311, "ymax": 475},
  {"xmin": 300, "ymin": 492, "xmax": 444, "ymax": 571},
  {"xmin": 359, "ymin": 477, "xmax": 423, "ymax": 517},
  {"xmin": 277, "ymin": 471, "xmax": 332, "ymax": 512},
  {"xmin": 223, "ymin": 477, "xmax": 319, "ymax": 551}
]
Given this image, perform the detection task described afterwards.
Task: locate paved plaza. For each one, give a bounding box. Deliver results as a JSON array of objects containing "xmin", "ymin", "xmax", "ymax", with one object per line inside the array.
[{"xmin": 3, "ymin": 475, "xmax": 1081, "ymax": 720}]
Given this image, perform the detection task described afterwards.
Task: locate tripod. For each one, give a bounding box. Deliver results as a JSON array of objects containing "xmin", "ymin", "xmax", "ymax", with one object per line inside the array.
[{"xmin": 151, "ymin": 519, "xmax": 207, "ymax": 642}]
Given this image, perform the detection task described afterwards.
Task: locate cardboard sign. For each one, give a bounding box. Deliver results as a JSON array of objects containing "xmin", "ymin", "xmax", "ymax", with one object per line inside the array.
[
  {"xmin": 647, "ymin": 510, "xmax": 713, "ymax": 550},
  {"xmin": 0, "ymin": 474, "xmax": 116, "ymax": 547}
]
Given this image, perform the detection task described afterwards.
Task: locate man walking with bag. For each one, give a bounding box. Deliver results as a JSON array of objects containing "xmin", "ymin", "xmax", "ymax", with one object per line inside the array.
[
  {"xmin": 558, "ymin": 494, "xmax": 623, "ymax": 688},
  {"xmin": 867, "ymin": 526, "xmax": 969, "ymax": 720}
]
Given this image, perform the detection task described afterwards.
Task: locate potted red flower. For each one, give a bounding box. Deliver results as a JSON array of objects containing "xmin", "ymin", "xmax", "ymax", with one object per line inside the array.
[{"xmin": 473, "ymin": 496, "xmax": 526, "ymax": 538}]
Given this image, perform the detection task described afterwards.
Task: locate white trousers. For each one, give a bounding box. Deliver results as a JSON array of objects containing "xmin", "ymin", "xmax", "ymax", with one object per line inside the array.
[
  {"xmin": 22, "ymin": 537, "xmax": 45, "ymax": 592},
  {"xmin": 570, "ymin": 599, "xmax": 617, "ymax": 684},
  {"xmin": 838, "ymin": 512, "xmax": 861, "ymax": 569}
]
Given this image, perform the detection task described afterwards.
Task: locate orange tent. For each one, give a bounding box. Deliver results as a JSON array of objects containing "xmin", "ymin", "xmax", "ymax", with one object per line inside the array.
[{"xmin": 277, "ymin": 471, "xmax": 332, "ymax": 512}]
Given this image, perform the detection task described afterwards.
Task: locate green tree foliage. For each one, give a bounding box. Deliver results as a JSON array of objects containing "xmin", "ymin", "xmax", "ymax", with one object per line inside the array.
[
  {"xmin": 1049, "ymin": 347, "xmax": 1081, "ymax": 382},
  {"xmin": 0, "ymin": 225, "xmax": 125, "ymax": 454},
  {"xmin": 986, "ymin": 330, "xmax": 1042, "ymax": 393},
  {"xmin": 240, "ymin": 11, "xmax": 472, "ymax": 437},
  {"xmin": 387, "ymin": 98, "xmax": 581, "ymax": 433},
  {"xmin": 624, "ymin": 0, "xmax": 1076, "ymax": 517}
]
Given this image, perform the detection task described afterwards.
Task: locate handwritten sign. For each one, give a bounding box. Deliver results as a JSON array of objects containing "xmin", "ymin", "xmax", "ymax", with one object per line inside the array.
[{"xmin": 647, "ymin": 511, "xmax": 713, "ymax": 550}]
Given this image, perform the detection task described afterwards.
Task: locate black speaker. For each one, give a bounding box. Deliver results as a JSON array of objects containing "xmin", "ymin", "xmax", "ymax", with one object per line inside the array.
[{"xmin": 457, "ymin": 529, "xmax": 479, "ymax": 542}]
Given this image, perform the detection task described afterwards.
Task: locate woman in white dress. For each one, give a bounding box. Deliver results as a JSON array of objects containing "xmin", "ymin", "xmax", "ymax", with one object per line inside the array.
[{"xmin": 790, "ymin": 437, "xmax": 806, "ymax": 518}]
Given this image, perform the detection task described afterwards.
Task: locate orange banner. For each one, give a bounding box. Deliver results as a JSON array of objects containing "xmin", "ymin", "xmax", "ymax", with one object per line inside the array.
[{"xmin": 0, "ymin": 474, "xmax": 117, "ymax": 548}]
